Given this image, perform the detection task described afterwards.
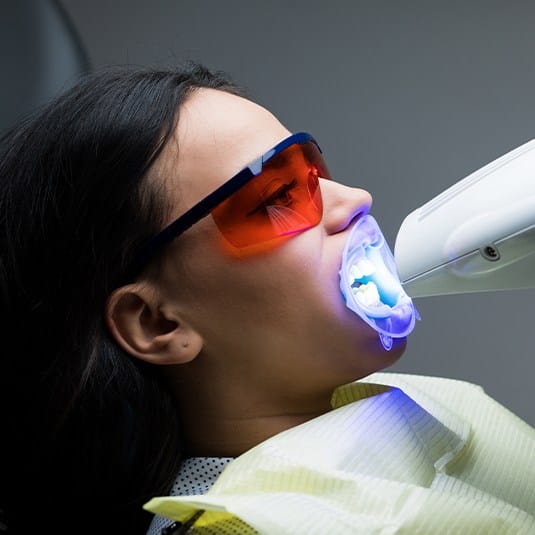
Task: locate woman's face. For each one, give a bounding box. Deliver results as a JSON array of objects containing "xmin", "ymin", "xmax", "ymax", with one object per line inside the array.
[{"xmin": 152, "ymin": 88, "xmax": 406, "ymax": 400}]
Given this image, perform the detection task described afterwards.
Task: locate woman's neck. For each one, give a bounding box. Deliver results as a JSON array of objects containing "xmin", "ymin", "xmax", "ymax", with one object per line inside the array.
[{"xmin": 163, "ymin": 361, "xmax": 334, "ymax": 457}]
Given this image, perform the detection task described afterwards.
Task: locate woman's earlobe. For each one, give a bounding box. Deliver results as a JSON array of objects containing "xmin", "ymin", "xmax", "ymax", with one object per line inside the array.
[{"xmin": 105, "ymin": 284, "xmax": 203, "ymax": 365}]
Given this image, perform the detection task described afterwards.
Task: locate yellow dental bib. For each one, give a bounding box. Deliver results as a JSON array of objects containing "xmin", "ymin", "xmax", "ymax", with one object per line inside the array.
[{"xmin": 145, "ymin": 373, "xmax": 535, "ymax": 534}]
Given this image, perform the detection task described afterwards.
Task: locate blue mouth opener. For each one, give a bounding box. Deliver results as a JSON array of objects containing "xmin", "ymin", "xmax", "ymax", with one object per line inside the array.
[{"xmin": 339, "ymin": 215, "xmax": 420, "ymax": 350}]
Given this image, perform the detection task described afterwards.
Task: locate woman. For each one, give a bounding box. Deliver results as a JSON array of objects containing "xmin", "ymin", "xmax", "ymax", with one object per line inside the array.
[
  {"xmin": 1, "ymin": 64, "xmax": 533, "ymax": 535},
  {"xmin": 0, "ymin": 62, "xmax": 382, "ymax": 533}
]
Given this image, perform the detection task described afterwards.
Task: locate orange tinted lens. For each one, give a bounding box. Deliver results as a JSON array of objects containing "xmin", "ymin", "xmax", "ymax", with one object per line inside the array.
[{"xmin": 211, "ymin": 141, "xmax": 329, "ymax": 249}]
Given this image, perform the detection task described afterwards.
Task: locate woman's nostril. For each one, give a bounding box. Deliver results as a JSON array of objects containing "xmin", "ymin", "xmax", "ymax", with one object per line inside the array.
[
  {"xmin": 351, "ymin": 208, "xmax": 368, "ymax": 225},
  {"xmin": 321, "ymin": 184, "xmax": 373, "ymax": 235}
]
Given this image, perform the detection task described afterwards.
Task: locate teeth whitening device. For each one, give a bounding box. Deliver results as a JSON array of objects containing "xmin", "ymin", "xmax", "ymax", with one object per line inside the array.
[
  {"xmin": 394, "ymin": 139, "xmax": 535, "ymax": 298},
  {"xmin": 340, "ymin": 138, "xmax": 535, "ymax": 350}
]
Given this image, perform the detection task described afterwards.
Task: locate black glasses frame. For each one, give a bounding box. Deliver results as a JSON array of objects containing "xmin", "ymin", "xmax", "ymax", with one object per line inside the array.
[{"xmin": 134, "ymin": 132, "xmax": 321, "ymax": 268}]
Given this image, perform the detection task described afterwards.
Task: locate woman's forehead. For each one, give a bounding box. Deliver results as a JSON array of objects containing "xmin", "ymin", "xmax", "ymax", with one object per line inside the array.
[
  {"xmin": 158, "ymin": 88, "xmax": 291, "ymax": 216},
  {"xmin": 177, "ymin": 88, "xmax": 289, "ymax": 168}
]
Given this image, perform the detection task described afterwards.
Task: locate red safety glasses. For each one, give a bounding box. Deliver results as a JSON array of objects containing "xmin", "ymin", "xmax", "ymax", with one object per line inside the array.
[{"xmin": 135, "ymin": 132, "xmax": 331, "ymax": 267}]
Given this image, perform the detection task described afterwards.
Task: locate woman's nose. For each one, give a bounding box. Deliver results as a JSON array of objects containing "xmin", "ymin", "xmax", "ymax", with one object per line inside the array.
[{"xmin": 320, "ymin": 179, "xmax": 373, "ymax": 235}]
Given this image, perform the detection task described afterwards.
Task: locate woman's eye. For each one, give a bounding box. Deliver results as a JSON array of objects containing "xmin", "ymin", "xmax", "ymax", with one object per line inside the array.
[
  {"xmin": 249, "ymin": 178, "xmax": 299, "ymax": 215},
  {"xmin": 264, "ymin": 178, "xmax": 298, "ymax": 206}
]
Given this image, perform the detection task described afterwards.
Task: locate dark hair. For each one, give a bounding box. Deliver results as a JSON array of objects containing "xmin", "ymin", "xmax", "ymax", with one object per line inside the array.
[{"xmin": 0, "ymin": 63, "xmax": 243, "ymax": 534}]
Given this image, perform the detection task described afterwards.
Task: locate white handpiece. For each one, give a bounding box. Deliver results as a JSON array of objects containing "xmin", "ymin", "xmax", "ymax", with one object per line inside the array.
[{"xmin": 394, "ymin": 139, "xmax": 535, "ymax": 298}]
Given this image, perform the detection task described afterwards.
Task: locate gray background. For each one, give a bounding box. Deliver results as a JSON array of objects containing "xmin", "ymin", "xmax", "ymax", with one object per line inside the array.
[{"xmin": 3, "ymin": 1, "xmax": 534, "ymax": 426}]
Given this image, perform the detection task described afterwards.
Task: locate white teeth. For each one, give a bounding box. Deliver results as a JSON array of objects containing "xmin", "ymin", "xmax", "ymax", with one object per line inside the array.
[
  {"xmin": 348, "ymin": 257, "xmax": 382, "ymax": 307},
  {"xmin": 352, "ymin": 281, "xmax": 382, "ymax": 307},
  {"xmin": 349, "ymin": 258, "xmax": 375, "ymax": 280}
]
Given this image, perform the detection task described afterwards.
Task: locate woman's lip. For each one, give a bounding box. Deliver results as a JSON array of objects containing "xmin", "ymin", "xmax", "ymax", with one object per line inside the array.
[
  {"xmin": 333, "ymin": 211, "xmax": 370, "ymax": 253},
  {"xmin": 344, "ymin": 212, "xmax": 372, "ymax": 240}
]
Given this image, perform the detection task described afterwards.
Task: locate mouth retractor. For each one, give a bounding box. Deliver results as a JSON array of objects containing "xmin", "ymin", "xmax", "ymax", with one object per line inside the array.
[{"xmin": 339, "ymin": 215, "xmax": 420, "ymax": 350}]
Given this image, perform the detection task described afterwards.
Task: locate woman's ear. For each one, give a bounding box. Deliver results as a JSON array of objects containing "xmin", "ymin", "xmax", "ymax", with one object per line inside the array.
[{"xmin": 105, "ymin": 283, "xmax": 203, "ymax": 365}]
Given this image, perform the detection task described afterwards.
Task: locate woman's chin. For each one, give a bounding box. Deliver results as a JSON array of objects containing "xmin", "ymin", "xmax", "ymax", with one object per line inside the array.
[{"xmin": 360, "ymin": 333, "xmax": 407, "ymax": 377}]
